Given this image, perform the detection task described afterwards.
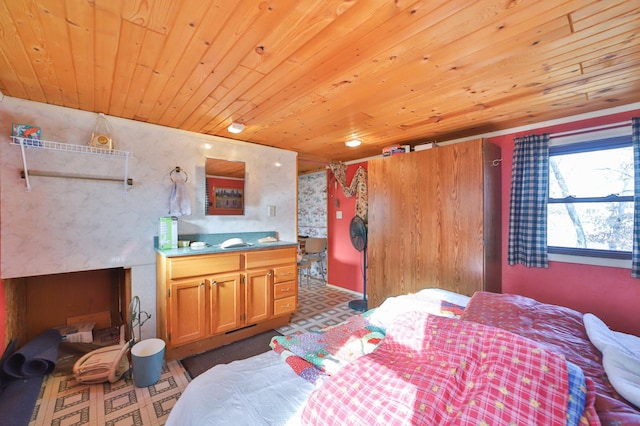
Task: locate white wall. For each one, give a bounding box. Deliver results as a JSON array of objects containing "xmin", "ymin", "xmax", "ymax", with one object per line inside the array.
[{"xmin": 0, "ymin": 97, "xmax": 298, "ymax": 338}]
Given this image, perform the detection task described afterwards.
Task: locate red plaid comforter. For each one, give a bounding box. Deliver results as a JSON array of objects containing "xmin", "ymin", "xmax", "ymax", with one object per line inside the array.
[{"xmin": 301, "ymin": 312, "xmax": 598, "ymax": 425}]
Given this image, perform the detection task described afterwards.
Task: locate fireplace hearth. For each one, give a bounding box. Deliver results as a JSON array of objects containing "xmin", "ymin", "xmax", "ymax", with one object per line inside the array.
[{"xmin": 3, "ymin": 268, "xmax": 130, "ymax": 346}]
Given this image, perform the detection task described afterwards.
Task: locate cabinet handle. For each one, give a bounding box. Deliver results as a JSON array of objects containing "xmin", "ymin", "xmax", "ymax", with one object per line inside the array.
[
  {"xmin": 211, "ymin": 280, "xmax": 217, "ymax": 286},
  {"xmin": 267, "ymin": 271, "xmax": 273, "ymax": 277},
  {"xmin": 280, "ymin": 287, "xmax": 291, "ymax": 292},
  {"xmin": 200, "ymin": 281, "xmax": 205, "ymax": 287},
  {"xmin": 282, "ymin": 272, "xmax": 291, "ymax": 276},
  {"xmin": 281, "ymin": 304, "xmax": 290, "ymax": 308}
]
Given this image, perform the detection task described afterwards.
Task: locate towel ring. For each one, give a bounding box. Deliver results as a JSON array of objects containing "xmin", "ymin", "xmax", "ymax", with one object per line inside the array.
[{"xmin": 170, "ymin": 167, "xmax": 188, "ymax": 183}]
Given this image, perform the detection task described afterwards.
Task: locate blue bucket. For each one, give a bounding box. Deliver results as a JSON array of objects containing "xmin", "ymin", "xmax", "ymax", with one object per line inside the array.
[{"xmin": 131, "ymin": 338, "xmax": 165, "ymax": 387}]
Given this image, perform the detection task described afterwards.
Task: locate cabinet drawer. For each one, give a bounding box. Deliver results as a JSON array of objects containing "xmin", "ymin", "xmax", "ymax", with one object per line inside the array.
[
  {"xmin": 274, "ymin": 282, "xmax": 296, "ymax": 299},
  {"xmin": 273, "ymin": 295, "xmax": 296, "ymax": 316},
  {"xmin": 246, "ymin": 247, "xmax": 296, "ymax": 269},
  {"xmin": 273, "ymin": 265, "xmax": 296, "ymax": 283},
  {"xmin": 169, "ymin": 253, "xmax": 241, "ymax": 279}
]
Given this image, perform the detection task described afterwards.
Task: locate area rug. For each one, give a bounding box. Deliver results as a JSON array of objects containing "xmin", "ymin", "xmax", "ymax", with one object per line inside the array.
[{"xmin": 180, "ymin": 330, "xmax": 282, "ymax": 379}]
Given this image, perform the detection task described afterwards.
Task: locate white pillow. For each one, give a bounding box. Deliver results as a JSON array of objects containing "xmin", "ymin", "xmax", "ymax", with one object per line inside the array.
[
  {"xmin": 368, "ymin": 288, "xmax": 470, "ymax": 330},
  {"xmin": 602, "ymin": 345, "xmax": 640, "ymax": 409},
  {"xmin": 583, "ymin": 313, "xmax": 640, "ymax": 357}
]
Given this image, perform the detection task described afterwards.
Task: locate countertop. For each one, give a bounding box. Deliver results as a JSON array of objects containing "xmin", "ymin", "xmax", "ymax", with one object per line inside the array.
[{"xmin": 154, "ymin": 231, "xmax": 297, "ymax": 258}]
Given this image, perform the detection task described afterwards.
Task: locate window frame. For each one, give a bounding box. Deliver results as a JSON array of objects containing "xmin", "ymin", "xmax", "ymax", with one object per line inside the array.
[{"xmin": 547, "ymin": 134, "xmax": 633, "ymax": 260}]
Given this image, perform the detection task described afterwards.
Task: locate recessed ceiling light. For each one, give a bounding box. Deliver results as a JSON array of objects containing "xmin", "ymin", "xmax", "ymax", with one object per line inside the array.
[
  {"xmin": 227, "ymin": 122, "xmax": 245, "ymax": 133},
  {"xmin": 345, "ymin": 139, "xmax": 362, "ymax": 147}
]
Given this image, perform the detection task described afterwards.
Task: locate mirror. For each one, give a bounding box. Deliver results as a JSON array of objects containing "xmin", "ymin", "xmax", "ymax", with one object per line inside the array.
[{"xmin": 205, "ymin": 158, "xmax": 246, "ymax": 215}]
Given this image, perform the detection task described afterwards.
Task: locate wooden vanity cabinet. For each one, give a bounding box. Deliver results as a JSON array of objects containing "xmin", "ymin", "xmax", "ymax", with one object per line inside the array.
[{"xmin": 156, "ymin": 247, "xmax": 297, "ymax": 360}]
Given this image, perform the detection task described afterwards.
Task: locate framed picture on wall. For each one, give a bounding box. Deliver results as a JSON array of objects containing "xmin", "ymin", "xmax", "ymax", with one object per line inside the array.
[{"xmin": 213, "ymin": 187, "xmax": 244, "ymax": 213}]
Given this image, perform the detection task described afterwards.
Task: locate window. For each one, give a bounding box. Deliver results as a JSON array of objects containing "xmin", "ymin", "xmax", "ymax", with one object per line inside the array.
[{"xmin": 548, "ymin": 135, "xmax": 633, "ymax": 259}]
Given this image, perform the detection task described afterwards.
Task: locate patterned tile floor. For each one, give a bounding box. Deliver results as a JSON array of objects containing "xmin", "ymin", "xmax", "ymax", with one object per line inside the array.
[{"xmin": 29, "ymin": 280, "xmax": 360, "ymax": 425}]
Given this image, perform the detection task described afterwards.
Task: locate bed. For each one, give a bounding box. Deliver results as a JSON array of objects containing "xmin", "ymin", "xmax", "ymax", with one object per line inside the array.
[{"xmin": 167, "ymin": 289, "xmax": 640, "ymax": 425}]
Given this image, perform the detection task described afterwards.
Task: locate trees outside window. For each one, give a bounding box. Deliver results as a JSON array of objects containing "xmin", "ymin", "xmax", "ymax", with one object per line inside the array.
[{"xmin": 548, "ymin": 137, "xmax": 633, "ymax": 259}]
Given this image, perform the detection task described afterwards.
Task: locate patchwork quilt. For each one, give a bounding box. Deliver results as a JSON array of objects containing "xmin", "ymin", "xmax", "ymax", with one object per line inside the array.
[
  {"xmin": 298, "ymin": 313, "xmax": 599, "ymax": 425},
  {"xmin": 270, "ymin": 311, "xmax": 384, "ymax": 383},
  {"xmin": 270, "ymin": 293, "xmax": 469, "ymax": 385}
]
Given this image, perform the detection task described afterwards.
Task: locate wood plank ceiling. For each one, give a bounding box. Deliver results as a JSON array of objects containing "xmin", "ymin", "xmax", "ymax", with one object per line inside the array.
[{"xmin": 0, "ymin": 0, "xmax": 638, "ymax": 174}]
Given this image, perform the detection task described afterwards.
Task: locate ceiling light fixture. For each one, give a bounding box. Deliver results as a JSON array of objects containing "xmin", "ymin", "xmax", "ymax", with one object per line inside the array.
[
  {"xmin": 345, "ymin": 139, "xmax": 362, "ymax": 147},
  {"xmin": 227, "ymin": 122, "xmax": 245, "ymax": 134}
]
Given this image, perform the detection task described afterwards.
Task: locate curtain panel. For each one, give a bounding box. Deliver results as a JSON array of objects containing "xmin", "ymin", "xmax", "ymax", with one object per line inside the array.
[
  {"xmin": 632, "ymin": 118, "xmax": 640, "ymax": 277},
  {"xmin": 508, "ymin": 134, "xmax": 550, "ymax": 268}
]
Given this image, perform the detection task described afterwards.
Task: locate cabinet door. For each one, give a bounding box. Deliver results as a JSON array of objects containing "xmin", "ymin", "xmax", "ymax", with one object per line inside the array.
[
  {"xmin": 209, "ymin": 273, "xmax": 242, "ymax": 334},
  {"xmin": 169, "ymin": 278, "xmax": 206, "ymax": 346},
  {"xmin": 245, "ymin": 269, "xmax": 272, "ymax": 324}
]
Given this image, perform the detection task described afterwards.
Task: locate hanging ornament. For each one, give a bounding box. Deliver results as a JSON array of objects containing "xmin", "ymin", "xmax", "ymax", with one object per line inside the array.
[
  {"xmin": 329, "ymin": 161, "xmax": 368, "ymax": 222},
  {"xmin": 90, "ymin": 113, "xmax": 114, "ymax": 151}
]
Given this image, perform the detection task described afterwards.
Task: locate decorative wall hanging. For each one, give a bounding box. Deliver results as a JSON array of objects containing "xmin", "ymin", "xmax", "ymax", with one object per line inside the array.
[
  {"xmin": 329, "ymin": 161, "xmax": 368, "ymax": 222},
  {"xmin": 90, "ymin": 113, "xmax": 114, "ymax": 151}
]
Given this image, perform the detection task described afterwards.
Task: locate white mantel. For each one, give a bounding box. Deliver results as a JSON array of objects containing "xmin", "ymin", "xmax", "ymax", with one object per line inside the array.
[{"xmin": 0, "ymin": 97, "xmax": 298, "ymax": 339}]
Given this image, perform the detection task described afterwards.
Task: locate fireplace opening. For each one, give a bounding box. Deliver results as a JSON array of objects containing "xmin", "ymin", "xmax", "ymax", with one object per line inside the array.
[{"xmin": 4, "ymin": 268, "xmax": 131, "ymax": 346}]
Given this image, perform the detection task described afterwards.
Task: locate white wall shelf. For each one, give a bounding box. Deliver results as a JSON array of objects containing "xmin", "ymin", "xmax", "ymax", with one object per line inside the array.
[{"xmin": 10, "ymin": 136, "xmax": 132, "ymax": 191}]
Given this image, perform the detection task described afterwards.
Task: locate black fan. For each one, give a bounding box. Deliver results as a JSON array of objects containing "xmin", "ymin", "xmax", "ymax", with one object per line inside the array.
[{"xmin": 348, "ymin": 215, "xmax": 368, "ymax": 312}]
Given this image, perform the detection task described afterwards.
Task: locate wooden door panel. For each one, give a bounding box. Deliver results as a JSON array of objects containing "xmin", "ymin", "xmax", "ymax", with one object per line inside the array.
[
  {"xmin": 169, "ymin": 278, "xmax": 206, "ymax": 345},
  {"xmin": 209, "ymin": 273, "xmax": 242, "ymax": 334},
  {"xmin": 436, "ymin": 141, "xmax": 485, "ymax": 296},
  {"xmin": 245, "ymin": 270, "xmax": 271, "ymax": 323}
]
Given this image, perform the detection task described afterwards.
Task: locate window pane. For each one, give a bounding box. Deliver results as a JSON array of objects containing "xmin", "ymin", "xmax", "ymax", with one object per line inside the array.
[
  {"xmin": 547, "ymin": 202, "xmax": 633, "ymax": 251},
  {"xmin": 549, "ymin": 147, "xmax": 633, "ymax": 199}
]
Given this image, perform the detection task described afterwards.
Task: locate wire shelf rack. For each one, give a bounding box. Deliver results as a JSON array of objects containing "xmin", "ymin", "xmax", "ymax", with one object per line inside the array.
[
  {"xmin": 10, "ymin": 136, "xmax": 131, "ymax": 158},
  {"xmin": 10, "ymin": 136, "xmax": 132, "ymax": 192}
]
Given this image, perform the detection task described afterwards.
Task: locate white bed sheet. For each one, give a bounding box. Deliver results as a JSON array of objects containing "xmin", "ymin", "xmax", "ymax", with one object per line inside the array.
[
  {"xmin": 168, "ymin": 288, "xmax": 471, "ymax": 425},
  {"xmin": 167, "ymin": 351, "xmax": 315, "ymax": 426},
  {"xmin": 368, "ymin": 287, "xmax": 471, "ymax": 330}
]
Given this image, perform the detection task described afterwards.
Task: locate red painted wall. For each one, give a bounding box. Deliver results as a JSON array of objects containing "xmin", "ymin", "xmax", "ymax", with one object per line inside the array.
[
  {"xmin": 327, "ymin": 162, "xmax": 368, "ymax": 295},
  {"xmin": 490, "ymin": 109, "xmax": 640, "ymax": 336}
]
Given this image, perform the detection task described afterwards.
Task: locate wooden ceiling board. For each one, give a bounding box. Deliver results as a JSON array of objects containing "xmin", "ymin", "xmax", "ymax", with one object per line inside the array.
[
  {"xmin": 108, "ymin": 19, "xmax": 145, "ymax": 117},
  {"xmin": 225, "ymin": 1, "xmax": 430, "ymax": 128},
  {"xmin": 134, "ymin": 1, "xmax": 217, "ymax": 122},
  {"xmin": 39, "ymin": 0, "xmax": 81, "ymax": 109},
  {"xmin": 93, "ymin": 0, "xmax": 122, "ymax": 114},
  {"xmin": 181, "ymin": 0, "xmax": 370, "ymax": 131},
  {"xmin": 0, "ymin": 0, "xmax": 638, "ymax": 174},
  {"xmin": 121, "ymin": 29, "xmax": 166, "ymax": 119},
  {"xmin": 121, "ymin": 0, "xmax": 178, "ymax": 35},
  {"xmin": 181, "ymin": 0, "xmax": 359, "ymax": 132},
  {"xmin": 196, "ymin": 66, "xmax": 261, "ymax": 134},
  {"xmin": 5, "ymin": 0, "xmax": 66, "ymax": 105},
  {"xmin": 0, "ymin": 1, "xmax": 47, "ymax": 102},
  {"xmin": 232, "ymin": 6, "xmax": 575, "ymax": 148},
  {"xmin": 570, "ymin": 0, "xmax": 638, "ymax": 31},
  {"xmin": 157, "ymin": 4, "xmax": 277, "ymax": 128},
  {"xmin": 67, "ymin": 0, "xmax": 96, "ymax": 111}
]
